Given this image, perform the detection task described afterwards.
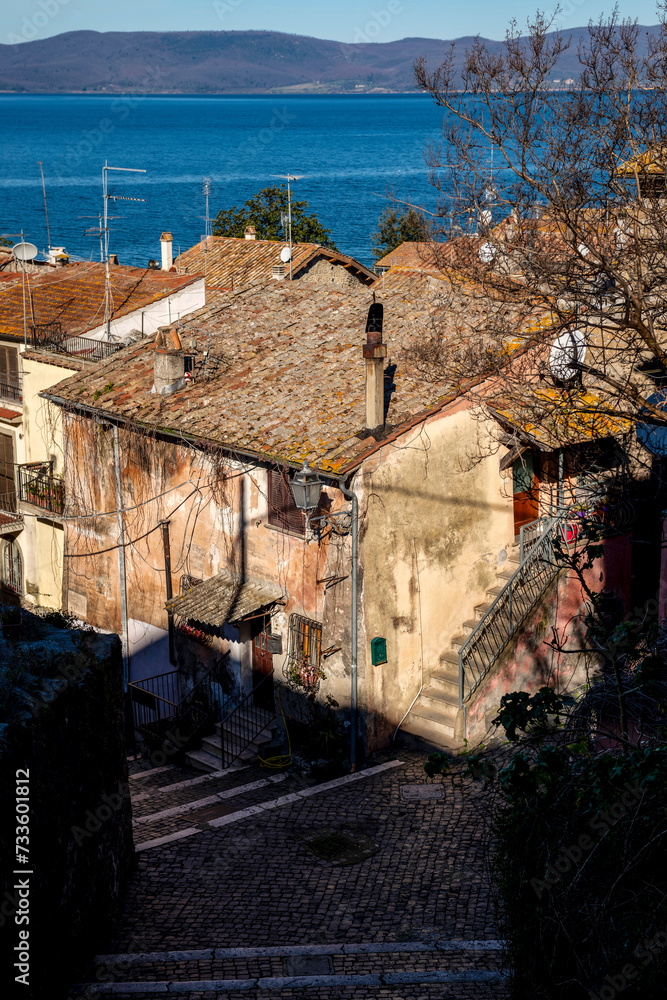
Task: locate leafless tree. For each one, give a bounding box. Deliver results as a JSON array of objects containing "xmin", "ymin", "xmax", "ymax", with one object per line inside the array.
[{"xmin": 412, "ymin": 7, "xmax": 667, "ymax": 453}]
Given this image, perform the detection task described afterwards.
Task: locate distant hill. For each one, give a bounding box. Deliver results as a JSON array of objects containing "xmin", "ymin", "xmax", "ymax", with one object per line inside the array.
[{"xmin": 0, "ymin": 27, "xmax": 659, "ymax": 94}]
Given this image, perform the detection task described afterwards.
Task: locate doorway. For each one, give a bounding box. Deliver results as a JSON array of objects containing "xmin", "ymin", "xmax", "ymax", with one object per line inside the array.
[
  {"xmin": 252, "ymin": 618, "xmax": 275, "ymax": 710},
  {"xmin": 513, "ymin": 451, "xmax": 539, "ymax": 538}
]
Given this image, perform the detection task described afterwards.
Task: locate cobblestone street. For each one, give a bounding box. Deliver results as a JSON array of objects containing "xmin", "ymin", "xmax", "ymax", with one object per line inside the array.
[{"xmin": 70, "ymin": 741, "xmax": 506, "ymax": 999}]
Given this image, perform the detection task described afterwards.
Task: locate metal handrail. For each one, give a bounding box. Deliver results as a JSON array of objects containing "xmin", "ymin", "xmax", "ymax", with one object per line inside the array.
[
  {"xmin": 129, "ymin": 662, "xmax": 230, "ymax": 752},
  {"xmin": 220, "ymin": 671, "xmax": 275, "ymax": 768},
  {"xmin": 459, "ymin": 515, "xmax": 564, "ymax": 710}
]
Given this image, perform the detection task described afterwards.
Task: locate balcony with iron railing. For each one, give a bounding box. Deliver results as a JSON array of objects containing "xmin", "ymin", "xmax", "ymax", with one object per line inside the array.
[
  {"xmin": 0, "ymin": 373, "xmax": 22, "ymax": 405},
  {"xmin": 18, "ymin": 462, "xmax": 65, "ymax": 516},
  {"xmin": 31, "ymin": 322, "xmax": 124, "ymax": 362}
]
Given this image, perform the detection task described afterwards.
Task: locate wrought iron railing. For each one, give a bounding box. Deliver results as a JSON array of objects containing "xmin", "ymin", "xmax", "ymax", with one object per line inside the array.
[
  {"xmin": 519, "ymin": 515, "xmax": 550, "ymax": 563},
  {"xmin": 32, "ymin": 324, "xmax": 123, "ymax": 362},
  {"xmin": 459, "ymin": 516, "xmax": 565, "ymax": 709},
  {"xmin": 128, "ymin": 661, "xmax": 230, "ymax": 754},
  {"xmin": 0, "ymin": 373, "xmax": 22, "ymax": 404},
  {"xmin": 18, "ymin": 463, "xmax": 65, "ymax": 515},
  {"xmin": 220, "ymin": 671, "xmax": 275, "ymax": 768}
]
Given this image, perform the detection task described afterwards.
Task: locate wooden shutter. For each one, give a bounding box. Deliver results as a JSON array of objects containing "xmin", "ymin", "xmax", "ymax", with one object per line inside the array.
[
  {"xmin": 268, "ymin": 469, "xmax": 305, "ymax": 535},
  {"xmin": 0, "ymin": 347, "xmax": 18, "ymax": 379},
  {"xmin": 0, "ymin": 432, "xmax": 15, "ymax": 511}
]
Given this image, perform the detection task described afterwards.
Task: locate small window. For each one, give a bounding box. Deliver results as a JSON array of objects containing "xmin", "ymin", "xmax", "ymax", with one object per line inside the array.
[
  {"xmin": 287, "ymin": 614, "xmax": 322, "ymax": 670},
  {"xmin": 3, "ymin": 540, "xmax": 22, "ymax": 594},
  {"xmin": 268, "ymin": 469, "xmax": 305, "ymax": 535}
]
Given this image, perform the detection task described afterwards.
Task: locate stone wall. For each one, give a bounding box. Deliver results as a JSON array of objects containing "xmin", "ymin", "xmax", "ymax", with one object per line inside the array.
[{"xmin": 0, "ymin": 612, "xmax": 132, "ymax": 997}]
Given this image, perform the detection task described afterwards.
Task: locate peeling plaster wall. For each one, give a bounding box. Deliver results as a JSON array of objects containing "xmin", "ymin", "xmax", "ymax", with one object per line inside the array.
[
  {"xmin": 61, "ymin": 415, "xmax": 353, "ymax": 709},
  {"xmin": 359, "ymin": 405, "xmax": 515, "ymax": 750}
]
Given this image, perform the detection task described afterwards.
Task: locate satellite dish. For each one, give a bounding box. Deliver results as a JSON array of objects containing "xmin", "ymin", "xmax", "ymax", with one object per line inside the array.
[
  {"xmin": 280, "ymin": 246, "xmax": 292, "ymax": 264},
  {"xmin": 549, "ymin": 329, "xmax": 587, "ymax": 382},
  {"xmin": 479, "ymin": 242, "xmax": 496, "ymax": 264},
  {"xmin": 12, "ymin": 242, "xmax": 38, "ymax": 262}
]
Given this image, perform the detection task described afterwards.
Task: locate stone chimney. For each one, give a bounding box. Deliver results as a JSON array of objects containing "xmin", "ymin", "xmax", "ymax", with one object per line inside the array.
[
  {"xmin": 362, "ymin": 303, "xmax": 387, "ymax": 431},
  {"xmin": 153, "ymin": 326, "xmax": 185, "ymax": 395},
  {"xmin": 244, "ymin": 225, "xmax": 257, "ymax": 241},
  {"xmin": 271, "ymin": 264, "xmax": 286, "ymax": 281},
  {"xmin": 160, "ymin": 232, "xmax": 173, "ymax": 271}
]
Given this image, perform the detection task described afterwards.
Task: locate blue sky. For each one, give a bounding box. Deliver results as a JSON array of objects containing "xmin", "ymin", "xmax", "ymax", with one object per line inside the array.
[{"xmin": 1, "ymin": 0, "xmax": 661, "ymax": 46}]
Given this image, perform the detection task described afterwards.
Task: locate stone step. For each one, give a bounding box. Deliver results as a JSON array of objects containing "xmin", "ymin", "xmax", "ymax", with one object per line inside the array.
[
  {"xmin": 200, "ymin": 736, "xmax": 257, "ymax": 762},
  {"xmin": 440, "ymin": 649, "xmax": 460, "ymax": 668},
  {"xmin": 485, "ymin": 586, "xmax": 504, "ymax": 601},
  {"xmin": 184, "ymin": 748, "xmax": 225, "ymax": 773},
  {"xmin": 474, "ymin": 602, "xmax": 494, "ymax": 620},
  {"xmin": 401, "ymin": 710, "xmax": 457, "ymax": 745},
  {"xmin": 417, "ymin": 689, "xmax": 459, "ymax": 719},
  {"xmin": 216, "ymin": 718, "xmax": 274, "ymax": 742},
  {"xmin": 449, "ymin": 633, "xmax": 468, "ymax": 652},
  {"xmin": 429, "ymin": 668, "xmax": 460, "ymax": 699}
]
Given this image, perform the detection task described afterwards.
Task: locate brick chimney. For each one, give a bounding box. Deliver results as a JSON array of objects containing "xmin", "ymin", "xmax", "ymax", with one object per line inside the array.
[
  {"xmin": 244, "ymin": 225, "xmax": 257, "ymax": 241},
  {"xmin": 160, "ymin": 232, "xmax": 173, "ymax": 271},
  {"xmin": 153, "ymin": 326, "xmax": 185, "ymax": 395},
  {"xmin": 362, "ymin": 302, "xmax": 387, "ymax": 431}
]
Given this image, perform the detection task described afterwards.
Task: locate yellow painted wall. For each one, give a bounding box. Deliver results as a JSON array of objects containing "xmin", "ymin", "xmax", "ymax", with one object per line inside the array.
[
  {"xmin": 19, "ymin": 356, "xmax": 78, "ymax": 608},
  {"xmin": 358, "ymin": 404, "xmax": 515, "ymax": 748}
]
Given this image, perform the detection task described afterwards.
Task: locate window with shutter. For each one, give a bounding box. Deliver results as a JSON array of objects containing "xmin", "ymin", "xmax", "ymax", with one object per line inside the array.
[
  {"xmin": 0, "ymin": 432, "xmax": 16, "ymax": 512},
  {"xmin": 268, "ymin": 469, "xmax": 305, "ymax": 535}
]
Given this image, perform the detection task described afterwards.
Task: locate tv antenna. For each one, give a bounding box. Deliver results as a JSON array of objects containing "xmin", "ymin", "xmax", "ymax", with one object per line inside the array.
[
  {"xmin": 102, "ymin": 161, "xmax": 146, "ymax": 340},
  {"xmin": 202, "ymin": 178, "xmax": 212, "ymax": 238},
  {"xmin": 274, "ymin": 174, "xmax": 305, "ymax": 279},
  {"xmin": 5, "ymin": 232, "xmax": 38, "ymax": 347},
  {"xmin": 38, "ymin": 161, "xmax": 52, "ymax": 252}
]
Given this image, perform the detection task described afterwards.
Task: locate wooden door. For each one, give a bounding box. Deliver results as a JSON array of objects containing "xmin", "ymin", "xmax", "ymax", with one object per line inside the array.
[
  {"xmin": 252, "ymin": 620, "xmax": 274, "ymax": 709},
  {"xmin": 0, "ymin": 432, "xmax": 16, "ymax": 512},
  {"xmin": 513, "ymin": 452, "xmax": 539, "ymax": 538}
]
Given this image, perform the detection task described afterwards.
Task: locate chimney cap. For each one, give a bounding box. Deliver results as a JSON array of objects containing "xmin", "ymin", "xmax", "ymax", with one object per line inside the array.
[
  {"xmin": 244, "ymin": 225, "xmax": 257, "ymax": 240},
  {"xmin": 155, "ymin": 326, "xmax": 183, "ymax": 354},
  {"xmin": 160, "ymin": 232, "xmax": 173, "ymax": 242}
]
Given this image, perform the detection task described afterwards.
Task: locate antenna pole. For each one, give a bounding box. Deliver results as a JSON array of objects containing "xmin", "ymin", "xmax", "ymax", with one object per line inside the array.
[
  {"xmin": 287, "ymin": 175, "xmax": 293, "ymax": 280},
  {"xmin": 20, "ymin": 229, "xmax": 27, "ymax": 349},
  {"xmin": 103, "ymin": 161, "xmax": 111, "ymax": 340},
  {"xmin": 38, "ymin": 161, "xmax": 51, "ymax": 251}
]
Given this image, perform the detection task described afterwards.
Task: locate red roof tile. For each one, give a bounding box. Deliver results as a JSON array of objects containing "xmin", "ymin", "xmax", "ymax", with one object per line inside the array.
[
  {"xmin": 174, "ymin": 237, "xmax": 376, "ymax": 289},
  {"xmin": 0, "ymin": 263, "xmax": 201, "ymax": 342}
]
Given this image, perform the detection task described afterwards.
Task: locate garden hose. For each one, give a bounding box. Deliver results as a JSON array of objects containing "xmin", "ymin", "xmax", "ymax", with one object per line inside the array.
[{"xmin": 258, "ymin": 686, "xmax": 293, "ymax": 769}]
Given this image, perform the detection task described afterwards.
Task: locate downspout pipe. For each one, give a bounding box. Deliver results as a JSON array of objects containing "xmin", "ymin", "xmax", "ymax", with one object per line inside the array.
[
  {"xmin": 113, "ymin": 425, "xmax": 130, "ymax": 690},
  {"xmin": 338, "ymin": 477, "xmax": 359, "ymax": 773}
]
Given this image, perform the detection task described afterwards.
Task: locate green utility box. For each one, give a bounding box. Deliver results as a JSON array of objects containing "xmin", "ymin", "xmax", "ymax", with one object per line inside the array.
[{"xmin": 371, "ymin": 636, "xmax": 387, "ymax": 665}]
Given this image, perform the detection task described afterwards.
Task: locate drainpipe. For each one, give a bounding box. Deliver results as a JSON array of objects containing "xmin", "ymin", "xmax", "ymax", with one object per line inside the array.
[
  {"xmin": 161, "ymin": 520, "xmax": 175, "ymax": 665},
  {"xmin": 113, "ymin": 425, "xmax": 130, "ymax": 690},
  {"xmin": 338, "ymin": 477, "xmax": 359, "ymax": 772}
]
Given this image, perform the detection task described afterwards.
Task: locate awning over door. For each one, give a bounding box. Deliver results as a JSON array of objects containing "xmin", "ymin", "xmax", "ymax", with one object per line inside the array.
[{"xmin": 165, "ymin": 568, "xmax": 284, "ymax": 627}]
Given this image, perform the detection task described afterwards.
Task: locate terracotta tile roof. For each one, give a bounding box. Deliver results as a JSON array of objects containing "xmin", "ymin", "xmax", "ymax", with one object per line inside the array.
[
  {"xmin": 166, "ymin": 570, "xmax": 284, "ymax": 625},
  {"xmin": 0, "ymin": 407, "xmax": 21, "ymax": 420},
  {"xmin": 43, "ymin": 278, "xmax": 542, "ymax": 475},
  {"xmin": 0, "ymin": 263, "xmax": 201, "ymax": 343},
  {"xmin": 174, "ymin": 237, "xmax": 376, "ymax": 288},
  {"xmin": 374, "ymin": 241, "xmax": 445, "ymax": 271}
]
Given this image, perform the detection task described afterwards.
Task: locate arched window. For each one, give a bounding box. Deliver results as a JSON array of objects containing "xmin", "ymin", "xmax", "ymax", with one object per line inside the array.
[{"xmin": 3, "ymin": 540, "xmax": 22, "ymax": 594}]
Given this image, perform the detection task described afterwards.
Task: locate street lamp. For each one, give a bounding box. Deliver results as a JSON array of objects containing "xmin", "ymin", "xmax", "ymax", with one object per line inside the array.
[
  {"xmin": 290, "ymin": 460, "xmax": 323, "ymax": 513},
  {"xmin": 289, "ymin": 460, "xmax": 359, "ymax": 773}
]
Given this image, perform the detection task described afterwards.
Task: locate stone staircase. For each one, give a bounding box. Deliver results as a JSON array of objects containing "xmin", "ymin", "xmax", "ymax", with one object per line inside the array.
[
  {"xmin": 400, "ymin": 543, "xmax": 521, "ymax": 746},
  {"xmin": 186, "ymin": 704, "xmax": 277, "ymax": 772}
]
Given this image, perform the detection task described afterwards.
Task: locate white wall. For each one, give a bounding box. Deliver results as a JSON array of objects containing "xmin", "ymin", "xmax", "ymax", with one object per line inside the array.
[{"xmin": 86, "ymin": 279, "xmax": 206, "ymax": 342}]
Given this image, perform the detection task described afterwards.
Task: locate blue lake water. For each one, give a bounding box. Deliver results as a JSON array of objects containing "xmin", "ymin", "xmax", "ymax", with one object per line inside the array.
[{"xmin": 0, "ymin": 94, "xmax": 446, "ymax": 268}]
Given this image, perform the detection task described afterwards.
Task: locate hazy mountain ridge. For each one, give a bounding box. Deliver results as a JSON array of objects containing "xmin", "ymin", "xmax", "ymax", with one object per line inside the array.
[{"xmin": 0, "ymin": 26, "xmax": 659, "ymax": 94}]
